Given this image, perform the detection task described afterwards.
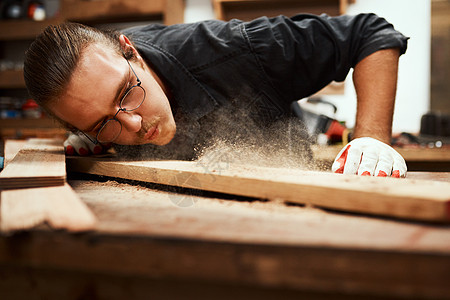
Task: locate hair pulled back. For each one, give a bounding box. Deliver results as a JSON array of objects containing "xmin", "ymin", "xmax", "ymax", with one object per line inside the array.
[{"xmin": 24, "ymin": 22, "xmax": 132, "ymax": 111}]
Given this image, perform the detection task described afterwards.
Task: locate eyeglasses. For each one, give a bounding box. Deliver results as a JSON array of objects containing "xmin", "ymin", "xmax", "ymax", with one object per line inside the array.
[{"xmin": 82, "ymin": 58, "xmax": 146, "ymax": 144}]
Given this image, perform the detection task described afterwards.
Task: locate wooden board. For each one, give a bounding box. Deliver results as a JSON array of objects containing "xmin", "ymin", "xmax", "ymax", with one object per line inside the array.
[
  {"xmin": 66, "ymin": 157, "xmax": 450, "ymax": 222},
  {"xmin": 0, "ymin": 184, "xmax": 97, "ymax": 232},
  {"xmin": 0, "ymin": 138, "xmax": 97, "ymax": 232},
  {"xmin": 62, "ymin": 0, "xmax": 164, "ymax": 21},
  {"xmin": 3, "ymin": 139, "xmax": 27, "ymax": 167},
  {"xmin": 0, "ymin": 138, "xmax": 66, "ymax": 189},
  {"xmin": 1, "ymin": 177, "xmax": 449, "ymax": 299},
  {"xmin": 213, "ymin": 0, "xmax": 344, "ymax": 21}
]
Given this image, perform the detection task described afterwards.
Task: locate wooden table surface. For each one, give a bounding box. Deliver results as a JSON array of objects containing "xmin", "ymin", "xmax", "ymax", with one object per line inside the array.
[{"xmin": 1, "ymin": 171, "xmax": 449, "ymax": 300}]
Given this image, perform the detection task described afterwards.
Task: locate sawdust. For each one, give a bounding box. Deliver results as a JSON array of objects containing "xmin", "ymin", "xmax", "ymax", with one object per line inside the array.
[
  {"xmin": 72, "ymin": 178, "xmax": 324, "ymax": 219},
  {"xmin": 113, "ymin": 95, "xmax": 331, "ymax": 174},
  {"xmin": 194, "ymin": 105, "xmax": 324, "ymax": 172}
]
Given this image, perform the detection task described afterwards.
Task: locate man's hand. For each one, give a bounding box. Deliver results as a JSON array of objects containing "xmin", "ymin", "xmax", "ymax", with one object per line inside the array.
[
  {"xmin": 336, "ymin": 49, "xmax": 405, "ymax": 177},
  {"xmin": 63, "ymin": 132, "xmax": 110, "ymax": 156},
  {"xmin": 331, "ymin": 137, "xmax": 407, "ymax": 178}
]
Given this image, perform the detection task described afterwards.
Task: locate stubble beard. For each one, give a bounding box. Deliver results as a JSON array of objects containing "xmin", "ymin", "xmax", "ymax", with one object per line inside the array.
[{"xmin": 137, "ymin": 117, "xmax": 176, "ymax": 146}]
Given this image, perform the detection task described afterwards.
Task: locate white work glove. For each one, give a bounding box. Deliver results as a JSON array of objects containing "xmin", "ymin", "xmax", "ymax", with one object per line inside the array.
[
  {"xmin": 331, "ymin": 137, "xmax": 407, "ymax": 178},
  {"xmin": 63, "ymin": 132, "xmax": 110, "ymax": 156}
]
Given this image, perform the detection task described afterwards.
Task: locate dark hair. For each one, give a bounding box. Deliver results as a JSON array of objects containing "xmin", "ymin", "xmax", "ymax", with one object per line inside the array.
[{"xmin": 24, "ymin": 22, "xmax": 133, "ymax": 126}]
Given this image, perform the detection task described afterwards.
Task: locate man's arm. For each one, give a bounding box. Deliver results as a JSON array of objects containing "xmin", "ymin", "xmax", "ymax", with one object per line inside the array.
[
  {"xmin": 331, "ymin": 48, "xmax": 407, "ymax": 177},
  {"xmin": 352, "ymin": 48, "xmax": 400, "ymax": 144}
]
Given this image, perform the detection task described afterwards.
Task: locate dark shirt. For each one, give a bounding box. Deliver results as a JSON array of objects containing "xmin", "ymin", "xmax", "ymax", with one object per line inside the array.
[{"xmin": 117, "ymin": 13, "xmax": 408, "ymax": 164}]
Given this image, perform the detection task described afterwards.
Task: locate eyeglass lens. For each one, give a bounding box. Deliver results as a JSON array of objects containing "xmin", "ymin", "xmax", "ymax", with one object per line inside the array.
[
  {"xmin": 121, "ymin": 85, "xmax": 145, "ymax": 111},
  {"xmin": 96, "ymin": 85, "xmax": 146, "ymax": 143}
]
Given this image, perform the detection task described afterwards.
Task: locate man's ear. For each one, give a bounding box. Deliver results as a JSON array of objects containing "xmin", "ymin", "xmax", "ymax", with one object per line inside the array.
[{"xmin": 119, "ymin": 34, "xmax": 141, "ymax": 59}]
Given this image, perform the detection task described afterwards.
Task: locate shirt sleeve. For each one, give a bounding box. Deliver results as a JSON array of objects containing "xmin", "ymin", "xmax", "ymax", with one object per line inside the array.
[{"xmin": 243, "ymin": 13, "xmax": 409, "ymax": 101}]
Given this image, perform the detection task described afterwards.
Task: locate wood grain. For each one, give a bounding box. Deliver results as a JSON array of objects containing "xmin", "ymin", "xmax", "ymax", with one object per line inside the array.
[
  {"xmin": 0, "ymin": 138, "xmax": 66, "ymax": 189},
  {"xmin": 0, "ymin": 138, "xmax": 97, "ymax": 232},
  {"xmin": 0, "ymin": 184, "xmax": 97, "ymax": 232},
  {"xmin": 66, "ymin": 157, "xmax": 450, "ymax": 223},
  {"xmin": 62, "ymin": 0, "xmax": 165, "ymax": 21},
  {"xmin": 213, "ymin": 0, "xmax": 342, "ymax": 21},
  {"xmin": 1, "ymin": 177, "xmax": 450, "ymax": 299},
  {"xmin": 1, "ymin": 174, "xmax": 449, "ymax": 299},
  {"xmin": 3, "ymin": 139, "xmax": 27, "ymax": 167}
]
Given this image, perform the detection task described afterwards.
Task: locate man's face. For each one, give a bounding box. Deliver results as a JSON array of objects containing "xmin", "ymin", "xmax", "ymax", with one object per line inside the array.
[{"xmin": 52, "ymin": 43, "xmax": 176, "ymax": 146}]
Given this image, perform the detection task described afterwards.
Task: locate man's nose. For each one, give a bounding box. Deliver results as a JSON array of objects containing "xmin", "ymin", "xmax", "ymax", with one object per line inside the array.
[{"xmin": 116, "ymin": 111, "xmax": 142, "ymax": 133}]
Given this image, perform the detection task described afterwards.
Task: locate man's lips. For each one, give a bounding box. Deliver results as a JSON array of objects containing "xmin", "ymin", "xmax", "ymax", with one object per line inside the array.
[{"xmin": 144, "ymin": 125, "xmax": 159, "ymax": 141}]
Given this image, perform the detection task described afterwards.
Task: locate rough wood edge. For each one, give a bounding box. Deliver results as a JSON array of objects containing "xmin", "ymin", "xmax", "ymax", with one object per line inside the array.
[{"xmin": 66, "ymin": 157, "xmax": 450, "ymax": 223}]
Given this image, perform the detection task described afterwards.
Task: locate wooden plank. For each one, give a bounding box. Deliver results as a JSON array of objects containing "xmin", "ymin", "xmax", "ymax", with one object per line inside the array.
[
  {"xmin": 0, "ymin": 19, "xmax": 61, "ymax": 41},
  {"xmin": 213, "ymin": 0, "xmax": 342, "ymax": 22},
  {"xmin": 69, "ymin": 177, "xmax": 450, "ymax": 253},
  {"xmin": 1, "ymin": 174, "xmax": 450, "ymax": 299},
  {"xmin": 2, "ymin": 177, "xmax": 449, "ymax": 299},
  {"xmin": 0, "ymin": 184, "xmax": 97, "ymax": 232},
  {"xmin": 62, "ymin": 0, "xmax": 165, "ymax": 22},
  {"xmin": 0, "ymin": 70, "xmax": 25, "ymax": 89},
  {"xmin": 3, "ymin": 140, "xmax": 27, "ymax": 167},
  {"xmin": 0, "ymin": 138, "xmax": 66, "ymax": 190},
  {"xmin": 66, "ymin": 157, "xmax": 450, "ymax": 222},
  {"xmin": 0, "ymin": 138, "xmax": 97, "ymax": 232},
  {"xmin": 407, "ymin": 172, "xmax": 450, "ymax": 182},
  {"xmin": 0, "ymin": 118, "xmax": 62, "ymax": 130},
  {"xmin": 1, "ymin": 230, "xmax": 449, "ymax": 299}
]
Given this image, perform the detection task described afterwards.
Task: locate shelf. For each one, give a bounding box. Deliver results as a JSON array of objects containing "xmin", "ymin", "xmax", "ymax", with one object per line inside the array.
[
  {"xmin": 62, "ymin": 0, "xmax": 165, "ymax": 22},
  {"xmin": 0, "ymin": 70, "xmax": 25, "ymax": 89},
  {"xmin": 0, "ymin": 117, "xmax": 61, "ymax": 129},
  {"xmin": 212, "ymin": 0, "xmax": 349, "ymax": 21},
  {"xmin": 0, "ymin": 117, "xmax": 67, "ymax": 139},
  {"xmin": 0, "ymin": 19, "xmax": 62, "ymax": 41}
]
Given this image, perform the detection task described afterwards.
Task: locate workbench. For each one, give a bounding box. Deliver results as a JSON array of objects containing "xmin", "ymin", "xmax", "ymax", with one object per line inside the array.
[{"xmin": 1, "ymin": 169, "xmax": 449, "ymax": 299}]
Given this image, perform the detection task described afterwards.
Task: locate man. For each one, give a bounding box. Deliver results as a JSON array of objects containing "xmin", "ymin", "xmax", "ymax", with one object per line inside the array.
[{"xmin": 24, "ymin": 13, "xmax": 408, "ymax": 177}]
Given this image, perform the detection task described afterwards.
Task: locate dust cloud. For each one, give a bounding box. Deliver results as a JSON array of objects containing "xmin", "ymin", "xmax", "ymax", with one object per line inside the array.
[
  {"xmin": 115, "ymin": 100, "xmax": 328, "ymax": 172},
  {"xmin": 193, "ymin": 103, "xmax": 323, "ymax": 172}
]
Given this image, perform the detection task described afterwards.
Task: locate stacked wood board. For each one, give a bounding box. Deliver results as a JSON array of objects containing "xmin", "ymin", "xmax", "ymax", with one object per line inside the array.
[
  {"xmin": 0, "ymin": 139, "xmax": 66, "ymax": 189},
  {"xmin": 0, "ymin": 138, "xmax": 96, "ymax": 232},
  {"xmin": 66, "ymin": 157, "xmax": 450, "ymax": 223}
]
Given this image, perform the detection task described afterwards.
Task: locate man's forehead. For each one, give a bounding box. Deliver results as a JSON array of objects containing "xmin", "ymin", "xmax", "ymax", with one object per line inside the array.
[
  {"xmin": 76, "ymin": 43, "xmax": 120, "ymax": 74},
  {"xmin": 67, "ymin": 43, "xmax": 127, "ymax": 100},
  {"xmin": 63, "ymin": 44, "xmax": 124, "ymax": 100}
]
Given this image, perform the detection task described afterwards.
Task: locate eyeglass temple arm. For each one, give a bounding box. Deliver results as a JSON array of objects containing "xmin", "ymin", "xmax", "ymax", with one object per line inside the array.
[{"xmin": 125, "ymin": 59, "xmax": 142, "ymax": 86}]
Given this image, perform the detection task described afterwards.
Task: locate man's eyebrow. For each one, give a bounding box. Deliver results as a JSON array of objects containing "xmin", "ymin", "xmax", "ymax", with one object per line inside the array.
[{"xmin": 82, "ymin": 71, "xmax": 129, "ymax": 133}]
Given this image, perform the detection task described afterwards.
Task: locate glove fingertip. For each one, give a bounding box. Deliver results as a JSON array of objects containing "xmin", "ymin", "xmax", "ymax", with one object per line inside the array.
[
  {"xmin": 78, "ymin": 147, "xmax": 89, "ymax": 156},
  {"xmin": 65, "ymin": 145, "xmax": 75, "ymax": 156},
  {"xmin": 333, "ymin": 145, "xmax": 351, "ymax": 174},
  {"xmin": 333, "ymin": 163, "xmax": 345, "ymax": 174},
  {"xmin": 377, "ymin": 170, "xmax": 388, "ymax": 177}
]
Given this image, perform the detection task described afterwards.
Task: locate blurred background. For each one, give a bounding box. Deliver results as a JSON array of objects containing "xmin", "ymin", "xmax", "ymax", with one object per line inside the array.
[{"xmin": 0, "ymin": 0, "xmax": 448, "ymax": 143}]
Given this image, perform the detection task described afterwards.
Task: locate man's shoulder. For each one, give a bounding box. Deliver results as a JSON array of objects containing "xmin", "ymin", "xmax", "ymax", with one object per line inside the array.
[
  {"xmin": 122, "ymin": 19, "xmax": 242, "ymax": 41},
  {"xmin": 123, "ymin": 19, "xmax": 249, "ymax": 69}
]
